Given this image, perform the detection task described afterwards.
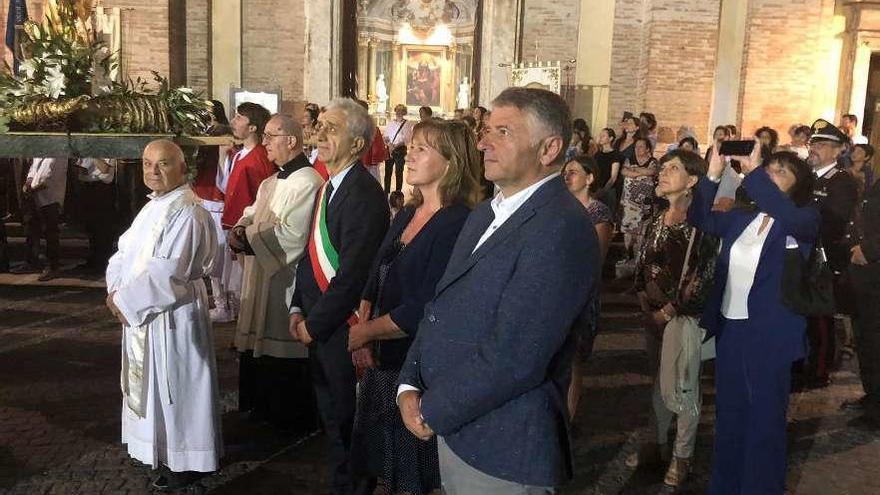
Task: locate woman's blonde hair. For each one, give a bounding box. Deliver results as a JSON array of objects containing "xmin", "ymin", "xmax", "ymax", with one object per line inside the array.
[{"xmin": 408, "ymin": 119, "xmax": 484, "ymax": 208}]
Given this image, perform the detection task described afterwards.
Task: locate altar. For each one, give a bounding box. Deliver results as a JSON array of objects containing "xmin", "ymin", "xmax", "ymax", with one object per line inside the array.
[{"xmin": 356, "ymin": 0, "xmax": 479, "ymax": 118}]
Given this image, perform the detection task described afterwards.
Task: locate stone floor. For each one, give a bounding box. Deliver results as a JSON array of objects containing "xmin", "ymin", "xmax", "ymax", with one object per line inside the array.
[{"xmin": 1, "ymin": 267, "xmax": 879, "ymax": 494}]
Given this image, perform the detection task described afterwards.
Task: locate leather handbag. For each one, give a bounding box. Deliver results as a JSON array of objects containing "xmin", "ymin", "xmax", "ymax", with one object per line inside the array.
[{"xmin": 781, "ymin": 241, "xmax": 836, "ymax": 316}]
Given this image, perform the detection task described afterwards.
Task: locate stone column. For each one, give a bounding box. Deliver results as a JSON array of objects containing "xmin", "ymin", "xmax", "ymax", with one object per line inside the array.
[
  {"xmin": 709, "ymin": 0, "xmax": 748, "ymax": 141},
  {"xmin": 368, "ymin": 39, "xmax": 379, "ymax": 100},
  {"xmin": 574, "ymin": 0, "xmax": 613, "ymax": 130},
  {"xmin": 211, "ymin": 0, "xmax": 241, "ymax": 115},
  {"xmin": 478, "ymin": 0, "xmax": 524, "ymax": 104},
  {"xmin": 390, "ymin": 42, "xmax": 404, "ymax": 110},
  {"xmin": 304, "ymin": 0, "xmax": 341, "ymax": 104},
  {"xmin": 357, "ymin": 39, "xmax": 369, "ymax": 100}
]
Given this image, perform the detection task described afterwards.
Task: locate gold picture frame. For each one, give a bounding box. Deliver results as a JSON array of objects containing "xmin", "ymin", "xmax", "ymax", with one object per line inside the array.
[{"xmin": 401, "ymin": 45, "xmax": 450, "ymax": 114}]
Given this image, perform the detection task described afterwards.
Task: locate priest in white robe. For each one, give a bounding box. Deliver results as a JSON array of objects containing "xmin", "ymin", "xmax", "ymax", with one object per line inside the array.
[
  {"xmin": 230, "ymin": 114, "xmax": 323, "ymax": 429},
  {"xmin": 105, "ymin": 140, "xmax": 222, "ymax": 490}
]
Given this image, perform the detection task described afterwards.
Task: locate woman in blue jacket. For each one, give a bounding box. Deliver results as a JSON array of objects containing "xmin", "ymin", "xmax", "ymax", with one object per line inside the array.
[{"xmin": 689, "ymin": 143, "xmax": 819, "ymax": 494}]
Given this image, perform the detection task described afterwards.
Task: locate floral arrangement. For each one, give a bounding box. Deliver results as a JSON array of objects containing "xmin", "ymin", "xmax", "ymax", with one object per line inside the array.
[{"xmin": 0, "ymin": 0, "xmax": 210, "ymax": 135}]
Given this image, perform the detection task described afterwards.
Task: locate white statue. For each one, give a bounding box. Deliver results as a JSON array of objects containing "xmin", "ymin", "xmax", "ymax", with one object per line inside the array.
[
  {"xmin": 457, "ymin": 77, "xmax": 471, "ymax": 110},
  {"xmin": 376, "ymin": 73, "xmax": 389, "ymax": 115}
]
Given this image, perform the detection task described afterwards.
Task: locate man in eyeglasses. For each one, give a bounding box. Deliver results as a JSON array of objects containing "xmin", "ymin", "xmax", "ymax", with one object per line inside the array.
[{"xmin": 229, "ymin": 113, "xmax": 324, "ymax": 431}]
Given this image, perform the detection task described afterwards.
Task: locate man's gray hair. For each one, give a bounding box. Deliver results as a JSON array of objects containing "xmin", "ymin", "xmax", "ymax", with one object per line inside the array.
[
  {"xmin": 491, "ymin": 87, "xmax": 572, "ymax": 163},
  {"xmin": 325, "ymin": 97, "xmax": 375, "ymax": 148},
  {"xmin": 271, "ymin": 113, "xmax": 305, "ymax": 149}
]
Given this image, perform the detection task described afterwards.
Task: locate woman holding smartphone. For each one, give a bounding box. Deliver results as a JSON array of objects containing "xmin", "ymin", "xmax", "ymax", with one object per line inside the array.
[{"xmin": 689, "ymin": 142, "xmax": 820, "ymax": 494}]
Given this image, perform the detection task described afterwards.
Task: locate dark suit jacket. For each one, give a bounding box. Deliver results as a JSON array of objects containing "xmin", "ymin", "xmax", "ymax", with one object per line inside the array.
[
  {"xmin": 361, "ymin": 203, "xmax": 470, "ymax": 370},
  {"xmin": 847, "ymin": 178, "xmax": 880, "ymax": 264},
  {"xmin": 814, "ymin": 166, "xmax": 859, "ymax": 272},
  {"xmin": 847, "ymin": 178, "xmax": 880, "ymax": 294},
  {"xmin": 292, "ymin": 163, "xmax": 389, "ymax": 343},
  {"xmin": 689, "ymin": 167, "xmax": 821, "ymax": 362},
  {"xmin": 398, "ymin": 177, "xmax": 598, "ymax": 487}
]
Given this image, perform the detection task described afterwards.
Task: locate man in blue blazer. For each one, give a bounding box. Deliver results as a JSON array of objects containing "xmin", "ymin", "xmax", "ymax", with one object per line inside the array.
[{"xmin": 397, "ymin": 87, "xmax": 599, "ymax": 494}]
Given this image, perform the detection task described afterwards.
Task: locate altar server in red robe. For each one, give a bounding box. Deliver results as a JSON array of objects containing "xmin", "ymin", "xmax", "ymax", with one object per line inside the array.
[{"xmin": 213, "ymin": 102, "xmax": 275, "ymax": 322}]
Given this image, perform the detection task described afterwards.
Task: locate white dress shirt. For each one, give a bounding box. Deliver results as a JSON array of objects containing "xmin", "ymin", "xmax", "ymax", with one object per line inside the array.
[
  {"xmin": 217, "ymin": 145, "xmax": 254, "ymax": 194},
  {"xmin": 814, "ymin": 162, "xmax": 837, "ymax": 179},
  {"xmin": 714, "ymin": 161, "xmax": 742, "ymax": 203},
  {"xmin": 722, "ymin": 213, "xmax": 773, "ymax": 319},
  {"xmin": 384, "ymin": 119, "xmax": 414, "ymax": 149},
  {"xmin": 472, "ymin": 174, "xmax": 558, "ymax": 252},
  {"xmin": 398, "ymin": 173, "xmax": 559, "ymax": 400},
  {"xmin": 328, "ymin": 163, "xmax": 356, "ymax": 204},
  {"xmin": 76, "ymin": 158, "xmax": 116, "ymax": 184},
  {"xmin": 27, "ymin": 158, "xmax": 68, "ymax": 208},
  {"xmin": 853, "ymin": 134, "xmax": 869, "ymax": 145}
]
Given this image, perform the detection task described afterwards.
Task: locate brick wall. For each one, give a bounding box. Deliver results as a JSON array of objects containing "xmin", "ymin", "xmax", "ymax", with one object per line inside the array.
[
  {"xmin": 608, "ymin": 0, "xmax": 838, "ymax": 144},
  {"xmin": 241, "ymin": 0, "xmax": 306, "ymax": 108},
  {"xmin": 521, "ymin": 0, "xmax": 581, "ymax": 64},
  {"xmin": 0, "ymin": 1, "xmax": 169, "ymax": 89},
  {"xmin": 608, "ymin": 0, "xmax": 649, "ymax": 128},
  {"xmin": 641, "ymin": 0, "xmax": 721, "ymax": 143},
  {"xmin": 186, "ymin": 0, "xmax": 210, "ymax": 94},
  {"xmin": 102, "ymin": 1, "xmax": 171, "ymax": 87},
  {"xmin": 737, "ymin": 0, "xmax": 836, "ymax": 137}
]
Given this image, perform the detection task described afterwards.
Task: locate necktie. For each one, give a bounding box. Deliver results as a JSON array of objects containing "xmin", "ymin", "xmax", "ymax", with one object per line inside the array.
[{"xmin": 325, "ymin": 181, "xmax": 335, "ymax": 206}]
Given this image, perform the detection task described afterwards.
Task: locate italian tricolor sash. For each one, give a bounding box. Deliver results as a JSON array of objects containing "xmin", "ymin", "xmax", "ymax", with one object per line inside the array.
[{"xmin": 308, "ymin": 182, "xmax": 359, "ymax": 326}]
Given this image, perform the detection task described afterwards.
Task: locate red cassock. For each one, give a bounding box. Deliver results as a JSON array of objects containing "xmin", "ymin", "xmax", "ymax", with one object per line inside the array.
[
  {"xmin": 361, "ymin": 128, "xmax": 389, "ymax": 166},
  {"xmin": 191, "ymin": 148, "xmax": 224, "ymax": 202},
  {"xmin": 220, "ymin": 144, "xmax": 276, "ymax": 229}
]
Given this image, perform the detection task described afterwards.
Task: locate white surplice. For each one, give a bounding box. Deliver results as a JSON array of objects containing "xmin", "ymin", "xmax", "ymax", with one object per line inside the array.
[
  {"xmin": 106, "ymin": 185, "xmax": 222, "ymax": 472},
  {"xmin": 234, "ymin": 165, "xmax": 323, "ymax": 358}
]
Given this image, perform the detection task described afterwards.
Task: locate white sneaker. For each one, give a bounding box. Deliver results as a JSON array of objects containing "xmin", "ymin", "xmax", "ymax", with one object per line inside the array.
[{"xmin": 210, "ymin": 307, "xmax": 234, "ymax": 323}]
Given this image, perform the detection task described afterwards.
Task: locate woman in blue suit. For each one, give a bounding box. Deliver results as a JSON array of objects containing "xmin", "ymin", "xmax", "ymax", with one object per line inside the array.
[{"xmin": 689, "ymin": 143, "xmax": 820, "ymax": 494}]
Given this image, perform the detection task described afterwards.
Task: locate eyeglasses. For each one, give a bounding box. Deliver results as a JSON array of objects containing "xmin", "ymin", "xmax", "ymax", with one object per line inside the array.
[{"xmin": 262, "ymin": 132, "xmax": 293, "ymax": 142}]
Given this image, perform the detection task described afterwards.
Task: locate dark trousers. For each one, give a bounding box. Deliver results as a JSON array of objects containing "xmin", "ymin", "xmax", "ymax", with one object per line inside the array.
[
  {"xmin": 0, "ymin": 215, "xmax": 8, "ymax": 271},
  {"xmin": 238, "ymin": 351, "xmax": 319, "ymax": 433},
  {"xmin": 852, "ymin": 264, "xmax": 880, "ymax": 406},
  {"xmin": 805, "ymin": 315, "xmax": 836, "ymax": 381},
  {"xmin": 309, "ymin": 326, "xmax": 362, "ymax": 495},
  {"xmin": 383, "ymin": 154, "xmax": 405, "ymax": 194},
  {"xmin": 79, "ymin": 181, "xmax": 117, "ymax": 269},
  {"xmin": 24, "ymin": 200, "xmax": 60, "ymax": 269},
  {"xmin": 709, "ymin": 319, "xmax": 791, "ymax": 495}
]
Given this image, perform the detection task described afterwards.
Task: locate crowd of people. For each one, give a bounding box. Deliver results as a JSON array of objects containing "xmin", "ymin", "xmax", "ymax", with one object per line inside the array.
[{"xmin": 1, "ymin": 85, "xmax": 877, "ymax": 494}]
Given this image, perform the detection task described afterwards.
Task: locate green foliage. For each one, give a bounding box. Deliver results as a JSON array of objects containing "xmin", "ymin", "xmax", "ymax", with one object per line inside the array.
[{"xmin": 0, "ymin": 3, "xmax": 210, "ymax": 136}]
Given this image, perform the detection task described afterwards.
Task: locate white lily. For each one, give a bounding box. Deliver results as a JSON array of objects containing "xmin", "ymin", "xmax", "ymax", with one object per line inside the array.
[
  {"xmin": 44, "ymin": 64, "xmax": 67, "ymax": 98},
  {"xmin": 19, "ymin": 59, "xmax": 38, "ymax": 80}
]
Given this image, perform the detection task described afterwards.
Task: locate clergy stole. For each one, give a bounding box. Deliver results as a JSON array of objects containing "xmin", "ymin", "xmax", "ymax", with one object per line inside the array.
[
  {"xmin": 121, "ymin": 188, "xmax": 199, "ymax": 418},
  {"xmin": 307, "ymin": 182, "xmax": 359, "ymax": 326}
]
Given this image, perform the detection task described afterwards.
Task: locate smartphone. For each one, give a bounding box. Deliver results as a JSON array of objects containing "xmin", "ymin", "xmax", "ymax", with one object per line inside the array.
[{"xmin": 719, "ymin": 140, "xmax": 756, "ymax": 156}]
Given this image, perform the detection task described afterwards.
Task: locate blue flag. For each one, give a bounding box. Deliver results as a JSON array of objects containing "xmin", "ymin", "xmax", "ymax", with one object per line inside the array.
[{"xmin": 5, "ymin": 0, "xmax": 29, "ymax": 74}]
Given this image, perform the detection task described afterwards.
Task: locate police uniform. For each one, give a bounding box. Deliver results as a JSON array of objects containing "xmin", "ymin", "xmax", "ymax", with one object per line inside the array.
[
  {"xmin": 806, "ymin": 120, "xmax": 860, "ymax": 386},
  {"xmin": 847, "ymin": 177, "xmax": 880, "ymax": 414}
]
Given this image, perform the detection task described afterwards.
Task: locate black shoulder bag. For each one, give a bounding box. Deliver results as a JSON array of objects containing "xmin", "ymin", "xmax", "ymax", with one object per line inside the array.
[
  {"xmin": 389, "ymin": 120, "xmax": 407, "ymax": 161},
  {"xmin": 781, "ymin": 240, "xmax": 836, "ymax": 316}
]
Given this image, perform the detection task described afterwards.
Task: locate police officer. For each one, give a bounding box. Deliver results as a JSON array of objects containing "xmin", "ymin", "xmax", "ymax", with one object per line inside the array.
[
  {"xmin": 804, "ymin": 119, "xmax": 860, "ymax": 388},
  {"xmin": 842, "ymin": 171, "xmax": 880, "ymax": 425}
]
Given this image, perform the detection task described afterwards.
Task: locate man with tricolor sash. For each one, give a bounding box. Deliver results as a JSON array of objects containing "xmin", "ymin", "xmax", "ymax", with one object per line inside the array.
[{"xmin": 289, "ymin": 98, "xmax": 389, "ymax": 495}]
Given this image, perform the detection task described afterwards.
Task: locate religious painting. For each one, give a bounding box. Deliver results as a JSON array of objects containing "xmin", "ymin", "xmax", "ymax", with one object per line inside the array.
[{"xmin": 404, "ymin": 48, "xmax": 445, "ymax": 109}]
